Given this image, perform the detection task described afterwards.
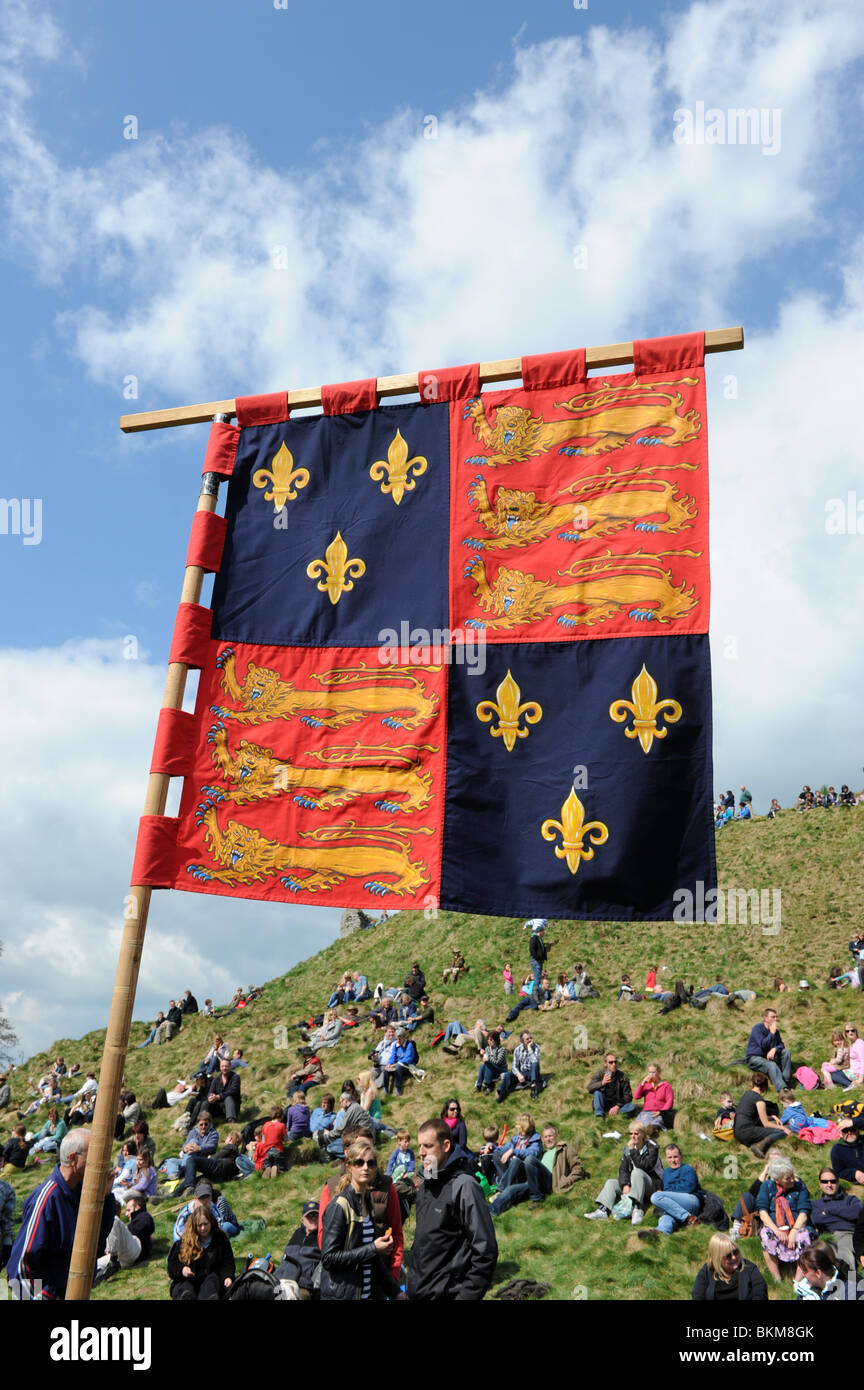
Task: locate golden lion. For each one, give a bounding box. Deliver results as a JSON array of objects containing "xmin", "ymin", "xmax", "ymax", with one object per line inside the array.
[
  {"xmin": 462, "ymin": 549, "xmax": 701, "ymax": 631},
  {"xmin": 205, "ymin": 724, "xmax": 435, "ymax": 814},
  {"xmin": 212, "ymin": 649, "xmax": 439, "ymax": 731},
  {"xmin": 463, "ymin": 378, "xmax": 701, "ymax": 467},
  {"xmin": 463, "ymin": 463, "xmax": 698, "ymax": 551},
  {"xmin": 187, "ymin": 801, "xmax": 431, "ymax": 897}
]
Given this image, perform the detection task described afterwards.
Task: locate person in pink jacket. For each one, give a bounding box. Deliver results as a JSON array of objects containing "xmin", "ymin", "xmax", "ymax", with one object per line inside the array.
[{"xmin": 632, "ymin": 1063, "xmax": 674, "ymax": 1130}]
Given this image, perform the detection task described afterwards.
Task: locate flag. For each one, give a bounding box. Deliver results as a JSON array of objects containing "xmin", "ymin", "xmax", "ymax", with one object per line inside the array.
[{"xmin": 145, "ymin": 334, "xmax": 715, "ymax": 919}]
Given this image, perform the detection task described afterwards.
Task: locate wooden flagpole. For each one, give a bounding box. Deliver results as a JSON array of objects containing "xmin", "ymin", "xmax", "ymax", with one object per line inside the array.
[
  {"xmin": 65, "ymin": 422, "xmax": 229, "ymax": 1302},
  {"xmin": 119, "ymin": 326, "xmax": 744, "ymax": 433}
]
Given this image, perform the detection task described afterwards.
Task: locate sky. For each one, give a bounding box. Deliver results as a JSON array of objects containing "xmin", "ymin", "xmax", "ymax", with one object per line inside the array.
[{"xmin": 0, "ymin": 0, "xmax": 862, "ymax": 1059}]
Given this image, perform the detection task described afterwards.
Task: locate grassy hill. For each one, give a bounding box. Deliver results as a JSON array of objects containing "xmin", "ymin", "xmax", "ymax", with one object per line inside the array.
[{"xmin": 4, "ymin": 806, "xmax": 864, "ymax": 1302}]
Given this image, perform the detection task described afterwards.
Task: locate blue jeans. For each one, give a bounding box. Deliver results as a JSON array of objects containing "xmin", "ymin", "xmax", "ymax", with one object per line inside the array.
[
  {"xmin": 592, "ymin": 1092, "xmax": 638, "ymax": 1118},
  {"xmin": 746, "ymin": 1049, "xmax": 792, "ymax": 1092},
  {"xmin": 490, "ymin": 1155, "xmax": 553, "ymax": 1214},
  {"xmin": 650, "ymin": 1190, "xmax": 700, "ymax": 1233},
  {"xmin": 477, "ymin": 1061, "xmax": 506, "ymax": 1088},
  {"xmin": 498, "ymin": 1061, "xmax": 540, "ymax": 1100},
  {"xmin": 442, "ymin": 1021, "xmax": 469, "ymax": 1043},
  {"xmin": 531, "ymin": 960, "xmax": 542, "ymax": 990}
]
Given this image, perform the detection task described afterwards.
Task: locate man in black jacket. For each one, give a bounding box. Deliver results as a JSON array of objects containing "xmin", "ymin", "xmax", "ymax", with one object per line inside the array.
[
  {"xmin": 587, "ymin": 1053, "xmax": 638, "ymax": 1119},
  {"xmin": 404, "ymin": 964, "xmax": 426, "ymax": 1002},
  {"xmin": 407, "ymin": 1118, "xmax": 497, "ymax": 1300},
  {"xmin": 181, "ymin": 990, "xmax": 199, "ymax": 1015},
  {"xmin": 157, "ymin": 1001, "xmax": 184, "ymax": 1044},
  {"xmin": 197, "ymin": 1058, "xmax": 241, "ymax": 1123}
]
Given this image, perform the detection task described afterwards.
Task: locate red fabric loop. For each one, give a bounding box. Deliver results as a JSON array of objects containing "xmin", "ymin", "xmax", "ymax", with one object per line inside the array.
[
  {"xmin": 321, "ymin": 378, "xmax": 379, "ymax": 415},
  {"xmin": 521, "ymin": 349, "xmax": 587, "ymax": 392},
  {"xmin": 131, "ymin": 815, "xmax": 180, "ymax": 888},
  {"xmin": 168, "ymin": 603, "xmax": 212, "ymax": 669},
  {"xmin": 186, "ymin": 511, "xmax": 227, "ymax": 574},
  {"xmin": 235, "ymin": 392, "xmax": 290, "ymax": 427},
  {"xmin": 202, "ymin": 421, "xmax": 239, "ymax": 477},
  {"xmin": 417, "ymin": 363, "xmax": 481, "ymax": 403},
  {"xmin": 633, "ymin": 332, "xmax": 705, "ymax": 376},
  {"xmin": 150, "ymin": 708, "xmax": 198, "ymax": 777}
]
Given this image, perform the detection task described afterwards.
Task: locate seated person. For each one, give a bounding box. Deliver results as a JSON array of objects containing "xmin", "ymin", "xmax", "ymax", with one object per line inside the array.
[
  {"xmin": 617, "ymin": 974, "xmax": 638, "ymax": 1002},
  {"xmin": 713, "ymin": 1091, "xmax": 736, "ymax": 1139},
  {"xmin": 191, "ymin": 1058, "xmax": 241, "ymax": 1124},
  {"xmin": 172, "ymin": 1179, "xmax": 239, "ymax": 1243},
  {"xmin": 584, "ymin": 1121, "xmax": 661, "ymax": 1224},
  {"xmin": 96, "ymin": 1197, "xmax": 149, "ymax": 1280},
  {"xmin": 288, "ymin": 1049, "xmax": 326, "ymax": 1095},
  {"xmin": 310, "ymin": 1093, "xmax": 336, "ymax": 1135},
  {"xmin": 810, "ymin": 1167, "xmax": 861, "ymax": 1271},
  {"xmin": 137, "ymin": 1011, "xmax": 166, "ymax": 1048},
  {"xmin": 167, "ymin": 1203, "xmax": 235, "ymax": 1300},
  {"xmin": 587, "ymin": 1053, "xmax": 637, "ymax": 1120},
  {"xmin": 497, "ymin": 1030, "xmax": 542, "ymax": 1102},
  {"xmin": 351, "ymin": 971, "xmax": 372, "ymax": 1002},
  {"xmin": 488, "ymin": 1113, "xmax": 543, "ymax": 1214},
  {"xmin": 442, "ymin": 950, "xmax": 467, "ymax": 984},
  {"xmin": 179, "ymin": 1130, "xmax": 243, "ymax": 1194},
  {"xmin": 733, "ymin": 1074, "xmax": 790, "ymax": 1158},
  {"xmin": 2, "ymin": 1124, "xmax": 32, "ymax": 1175},
  {"xmin": 476, "ymin": 1029, "xmax": 508, "ymax": 1093},
  {"xmin": 830, "ymin": 1122, "xmax": 864, "ymax": 1185},
  {"xmin": 256, "ymin": 1106, "xmax": 288, "ymax": 1178},
  {"xmin": 395, "ymin": 993, "xmax": 418, "ymax": 1026},
  {"xmin": 382, "ymin": 1028, "xmax": 417, "ymax": 1096},
  {"xmin": 29, "ymin": 1107, "xmax": 67, "ymax": 1156},
  {"xmin": 284, "ymin": 1091, "xmax": 312, "ymax": 1142},
  {"xmin": 181, "ymin": 1114, "xmax": 220, "ymax": 1167},
  {"xmin": 490, "ymin": 1123, "xmax": 585, "ymax": 1214},
  {"xmin": 308, "ymin": 1011, "xmax": 343, "ymax": 1051},
  {"xmin": 632, "ymin": 1063, "xmax": 674, "ymax": 1130},
  {"xmin": 386, "ymin": 1128, "xmax": 418, "ymax": 1218},
  {"xmin": 691, "ymin": 1233, "xmax": 768, "ymax": 1301},
  {"xmin": 111, "ymin": 1140, "xmax": 138, "ymax": 1197},
  {"xmin": 406, "ymin": 994, "xmax": 434, "ymax": 1032},
  {"xmin": 194, "ymin": 1036, "xmax": 230, "ymax": 1081},
  {"xmin": 649, "ymin": 1144, "xmax": 703, "ymax": 1232},
  {"xmin": 755, "ymin": 1156, "xmax": 812, "ymax": 1282}
]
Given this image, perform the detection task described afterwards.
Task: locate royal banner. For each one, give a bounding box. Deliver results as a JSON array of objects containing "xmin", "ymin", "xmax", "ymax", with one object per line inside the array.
[{"xmin": 158, "ymin": 333, "xmax": 716, "ymax": 919}]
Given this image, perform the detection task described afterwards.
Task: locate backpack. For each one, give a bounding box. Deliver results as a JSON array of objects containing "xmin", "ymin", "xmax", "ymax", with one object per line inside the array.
[
  {"xmin": 698, "ymin": 1190, "xmax": 729, "ymax": 1231},
  {"xmin": 795, "ymin": 1065, "xmax": 821, "ymax": 1091},
  {"xmin": 226, "ymin": 1257, "xmax": 297, "ymax": 1301},
  {"xmin": 831, "ymin": 1100, "xmax": 864, "ymax": 1120}
]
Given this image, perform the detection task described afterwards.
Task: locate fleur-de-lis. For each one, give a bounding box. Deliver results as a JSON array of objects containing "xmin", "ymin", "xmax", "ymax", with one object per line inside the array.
[
  {"xmin": 252, "ymin": 442, "xmax": 310, "ymax": 512},
  {"xmin": 306, "ymin": 532, "xmax": 366, "ymax": 606},
  {"xmin": 609, "ymin": 663, "xmax": 682, "ymax": 754},
  {"xmin": 541, "ymin": 787, "xmax": 609, "ymax": 877},
  {"xmin": 475, "ymin": 670, "xmax": 542, "ymax": 752},
  {"xmin": 369, "ymin": 429, "xmax": 427, "ymax": 506}
]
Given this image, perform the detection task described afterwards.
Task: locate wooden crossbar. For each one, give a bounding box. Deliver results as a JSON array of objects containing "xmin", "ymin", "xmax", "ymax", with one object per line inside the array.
[{"xmin": 119, "ymin": 326, "xmax": 744, "ymax": 433}]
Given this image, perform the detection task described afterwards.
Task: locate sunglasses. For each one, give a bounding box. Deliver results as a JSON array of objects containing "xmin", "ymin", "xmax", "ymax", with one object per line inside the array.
[
  {"xmin": 820, "ymin": 1177, "xmax": 838, "ymax": 1184},
  {"xmin": 351, "ymin": 1158, "xmax": 376, "ymax": 1168},
  {"xmin": 846, "ymin": 1030, "xmax": 858, "ymax": 1035}
]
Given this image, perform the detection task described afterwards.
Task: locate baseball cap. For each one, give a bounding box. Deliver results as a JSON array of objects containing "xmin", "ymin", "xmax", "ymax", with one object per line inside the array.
[
  {"xmin": 193, "ymin": 1180, "xmax": 213, "ymax": 1198},
  {"xmin": 302, "ymin": 1199, "xmax": 320, "ymax": 1217}
]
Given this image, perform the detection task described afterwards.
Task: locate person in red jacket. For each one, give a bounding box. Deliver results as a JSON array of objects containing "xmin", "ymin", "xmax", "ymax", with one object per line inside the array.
[{"xmin": 317, "ymin": 1125, "xmax": 403, "ymax": 1280}]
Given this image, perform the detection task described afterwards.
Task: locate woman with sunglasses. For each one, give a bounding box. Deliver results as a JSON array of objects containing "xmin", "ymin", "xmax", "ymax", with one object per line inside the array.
[
  {"xmin": 441, "ymin": 1098, "xmax": 469, "ymax": 1154},
  {"xmin": 691, "ymin": 1232, "xmax": 768, "ymax": 1300},
  {"xmin": 319, "ymin": 1137, "xmax": 404, "ymax": 1301}
]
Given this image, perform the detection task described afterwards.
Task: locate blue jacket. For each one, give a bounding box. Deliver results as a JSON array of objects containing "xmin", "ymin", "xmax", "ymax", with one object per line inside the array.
[
  {"xmin": 310, "ymin": 1106, "xmax": 335, "ymax": 1134},
  {"xmin": 501, "ymin": 1131, "xmax": 543, "ymax": 1163},
  {"xmin": 7, "ymin": 1167, "xmax": 115, "ymax": 1300},
  {"xmin": 746, "ymin": 1023, "xmax": 785, "ymax": 1059},
  {"xmin": 811, "ymin": 1189, "xmax": 861, "ymax": 1232},
  {"xmin": 181, "ymin": 1125, "xmax": 219, "ymax": 1157},
  {"xmin": 386, "ymin": 1146, "xmax": 416, "ymax": 1177},
  {"xmin": 394, "ymin": 1040, "xmax": 417, "ymax": 1068},
  {"xmin": 661, "ymin": 1163, "xmax": 701, "ymax": 1196},
  {"xmin": 756, "ymin": 1179, "xmax": 812, "ymax": 1223}
]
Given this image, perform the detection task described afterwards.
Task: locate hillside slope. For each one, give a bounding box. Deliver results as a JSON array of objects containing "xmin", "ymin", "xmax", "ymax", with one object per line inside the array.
[{"xmin": 4, "ymin": 807, "xmax": 863, "ymax": 1302}]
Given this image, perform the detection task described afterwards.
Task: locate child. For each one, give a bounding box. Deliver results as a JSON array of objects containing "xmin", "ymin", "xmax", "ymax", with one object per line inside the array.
[
  {"xmin": 385, "ymin": 1129, "xmax": 416, "ymax": 1181},
  {"xmin": 387, "ymin": 1129, "xmax": 418, "ymax": 1219},
  {"xmin": 715, "ymin": 1092, "xmax": 736, "ymax": 1129},
  {"xmin": 713, "ymin": 1091, "xmax": 736, "ymax": 1140},
  {"xmin": 645, "ymin": 965, "xmax": 658, "ymax": 994},
  {"xmin": 503, "ymin": 962, "xmax": 514, "ymax": 995},
  {"xmin": 778, "ymin": 1088, "xmax": 808, "ymax": 1134},
  {"xmin": 476, "ymin": 1123, "xmax": 501, "ymax": 1189}
]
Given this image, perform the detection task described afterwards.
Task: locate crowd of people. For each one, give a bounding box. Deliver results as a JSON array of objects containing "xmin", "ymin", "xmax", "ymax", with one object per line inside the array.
[
  {"xmin": 714, "ymin": 780, "xmax": 862, "ymax": 828},
  {"xmin": 4, "ymin": 894, "xmax": 864, "ymax": 1303}
]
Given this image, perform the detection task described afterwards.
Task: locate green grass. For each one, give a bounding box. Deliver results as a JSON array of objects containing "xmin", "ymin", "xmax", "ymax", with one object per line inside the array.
[{"xmin": 4, "ymin": 806, "xmax": 864, "ymax": 1301}]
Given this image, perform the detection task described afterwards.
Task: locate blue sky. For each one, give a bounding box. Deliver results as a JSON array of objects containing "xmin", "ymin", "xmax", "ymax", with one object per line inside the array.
[{"xmin": 1, "ymin": 0, "xmax": 862, "ymax": 1058}]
